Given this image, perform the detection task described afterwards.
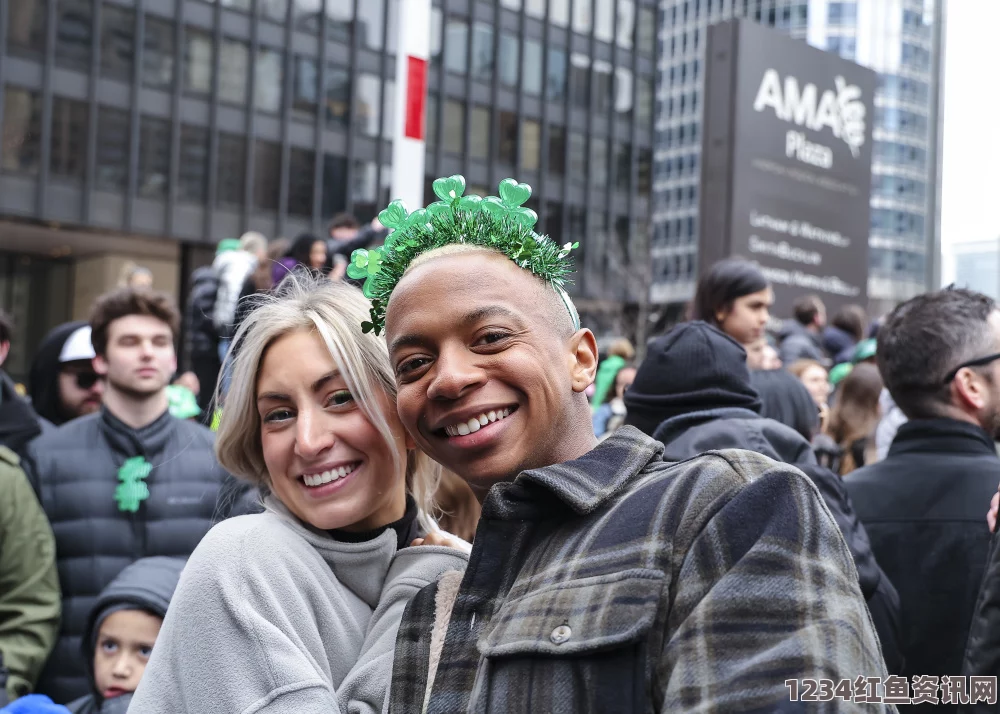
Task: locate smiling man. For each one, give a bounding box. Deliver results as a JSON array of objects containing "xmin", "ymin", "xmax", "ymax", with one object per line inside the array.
[
  {"xmin": 22, "ymin": 288, "xmax": 240, "ymax": 705},
  {"xmin": 351, "ymin": 176, "xmax": 889, "ymax": 713}
]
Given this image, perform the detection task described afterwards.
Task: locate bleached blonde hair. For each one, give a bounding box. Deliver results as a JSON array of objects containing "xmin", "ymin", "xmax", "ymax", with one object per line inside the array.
[{"xmin": 214, "ymin": 274, "xmax": 440, "ymax": 531}]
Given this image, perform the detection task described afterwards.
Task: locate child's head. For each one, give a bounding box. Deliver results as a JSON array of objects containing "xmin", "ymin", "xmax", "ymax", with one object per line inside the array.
[{"xmin": 83, "ymin": 557, "xmax": 185, "ymax": 702}]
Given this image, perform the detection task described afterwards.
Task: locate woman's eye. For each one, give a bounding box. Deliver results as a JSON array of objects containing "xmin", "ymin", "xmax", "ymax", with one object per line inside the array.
[
  {"xmin": 101, "ymin": 641, "xmax": 118, "ymax": 654},
  {"xmin": 139, "ymin": 646, "xmax": 153, "ymax": 658},
  {"xmin": 328, "ymin": 390, "xmax": 354, "ymax": 407},
  {"xmin": 263, "ymin": 409, "xmax": 293, "ymax": 423}
]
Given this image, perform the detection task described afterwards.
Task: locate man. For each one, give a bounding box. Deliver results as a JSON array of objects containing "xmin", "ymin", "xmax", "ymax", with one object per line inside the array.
[
  {"xmin": 624, "ymin": 320, "xmax": 902, "ymax": 672},
  {"xmin": 28, "ymin": 322, "xmax": 105, "ymax": 428},
  {"xmin": 778, "ymin": 294, "xmax": 827, "ymax": 365},
  {"xmin": 362, "ymin": 178, "xmax": 887, "ymax": 711},
  {"xmin": 845, "ymin": 288, "xmax": 1000, "ymax": 706},
  {"xmin": 22, "ymin": 288, "xmax": 244, "ymax": 704},
  {"xmin": 0, "ymin": 311, "xmax": 46, "ymax": 458},
  {"xmin": 181, "ymin": 258, "xmax": 222, "ymax": 414}
]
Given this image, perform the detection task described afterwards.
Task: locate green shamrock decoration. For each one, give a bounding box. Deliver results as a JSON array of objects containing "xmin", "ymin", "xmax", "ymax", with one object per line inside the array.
[
  {"xmin": 349, "ymin": 175, "xmax": 581, "ymax": 337},
  {"xmin": 115, "ymin": 456, "xmax": 152, "ymax": 513}
]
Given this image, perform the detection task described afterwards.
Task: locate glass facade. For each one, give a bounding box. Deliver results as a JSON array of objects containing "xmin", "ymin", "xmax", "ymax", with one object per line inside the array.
[{"xmin": 653, "ymin": 0, "xmax": 941, "ymax": 310}]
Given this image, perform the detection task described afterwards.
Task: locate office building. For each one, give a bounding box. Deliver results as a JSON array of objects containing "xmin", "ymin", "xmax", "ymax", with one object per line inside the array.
[{"xmin": 652, "ymin": 0, "xmax": 944, "ymax": 319}]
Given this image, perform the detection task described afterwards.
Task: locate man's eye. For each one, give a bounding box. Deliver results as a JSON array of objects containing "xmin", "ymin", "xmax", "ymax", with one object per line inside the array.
[
  {"xmin": 101, "ymin": 641, "xmax": 118, "ymax": 654},
  {"xmin": 328, "ymin": 390, "xmax": 354, "ymax": 406},
  {"xmin": 478, "ymin": 331, "xmax": 511, "ymax": 345},
  {"xmin": 397, "ymin": 357, "xmax": 430, "ymax": 375},
  {"xmin": 139, "ymin": 646, "xmax": 153, "ymax": 658}
]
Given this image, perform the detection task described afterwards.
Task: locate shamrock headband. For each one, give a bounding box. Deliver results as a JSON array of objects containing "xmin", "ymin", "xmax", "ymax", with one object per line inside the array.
[{"xmin": 348, "ymin": 175, "xmax": 580, "ymax": 336}]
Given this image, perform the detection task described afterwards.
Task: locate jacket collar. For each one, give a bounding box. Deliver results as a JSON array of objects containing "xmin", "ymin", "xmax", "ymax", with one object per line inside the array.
[
  {"xmin": 889, "ymin": 418, "xmax": 998, "ymax": 457},
  {"xmin": 483, "ymin": 426, "xmax": 664, "ymax": 519},
  {"xmin": 99, "ymin": 406, "xmax": 174, "ymax": 458},
  {"xmin": 652, "ymin": 407, "xmax": 761, "ymax": 446}
]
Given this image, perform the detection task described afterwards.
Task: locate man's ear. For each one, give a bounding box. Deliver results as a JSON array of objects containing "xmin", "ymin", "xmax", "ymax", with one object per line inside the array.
[
  {"xmin": 93, "ymin": 354, "xmax": 109, "ymax": 376},
  {"xmin": 568, "ymin": 328, "xmax": 599, "ymax": 394},
  {"xmin": 953, "ymin": 369, "xmax": 988, "ymax": 412}
]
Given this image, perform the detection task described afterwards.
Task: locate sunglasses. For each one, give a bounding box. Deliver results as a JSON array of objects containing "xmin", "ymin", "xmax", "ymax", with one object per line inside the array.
[
  {"xmin": 73, "ymin": 372, "xmax": 103, "ymax": 390},
  {"xmin": 943, "ymin": 352, "xmax": 1000, "ymax": 384}
]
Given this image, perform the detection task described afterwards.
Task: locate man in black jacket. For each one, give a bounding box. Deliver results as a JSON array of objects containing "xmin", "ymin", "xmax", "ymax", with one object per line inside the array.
[
  {"xmin": 624, "ymin": 320, "xmax": 903, "ymax": 673},
  {"xmin": 844, "ymin": 288, "xmax": 1000, "ymax": 710},
  {"xmin": 0, "ymin": 310, "xmax": 45, "ymax": 459},
  {"xmin": 22, "ymin": 288, "xmax": 249, "ymax": 704}
]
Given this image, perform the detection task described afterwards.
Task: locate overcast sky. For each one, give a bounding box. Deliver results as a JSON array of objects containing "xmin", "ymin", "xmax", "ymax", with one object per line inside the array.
[{"xmin": 939, "ymin": 0, "xmax": 1000, "ymax": 257}]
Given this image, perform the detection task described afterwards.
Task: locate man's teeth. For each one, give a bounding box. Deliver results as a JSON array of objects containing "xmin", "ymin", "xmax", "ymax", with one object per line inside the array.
[
  {"xmin": 445, "ymin": 409, "xmax": 512, "ymax": 437},
  {"xmin": 302, "ymin": 463, "xmax": 359, "ymax": 487}
]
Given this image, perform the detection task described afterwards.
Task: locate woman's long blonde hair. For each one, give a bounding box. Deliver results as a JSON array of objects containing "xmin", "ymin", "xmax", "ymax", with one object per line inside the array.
[{"xmin": 214, "ymin": 274, "xmax": 440, "ymax": 531}]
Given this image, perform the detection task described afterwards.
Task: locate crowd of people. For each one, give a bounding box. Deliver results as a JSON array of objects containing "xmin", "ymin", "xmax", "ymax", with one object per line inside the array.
[{"xmin": 1, "ymin": 178, "xmax": 1000, "ymax": 712}]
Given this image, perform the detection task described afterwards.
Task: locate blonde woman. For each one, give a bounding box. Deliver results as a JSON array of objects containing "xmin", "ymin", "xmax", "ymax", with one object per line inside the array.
[{"xmin": 129, "ymin": 277, "xmax": 468, "ymax": 713}]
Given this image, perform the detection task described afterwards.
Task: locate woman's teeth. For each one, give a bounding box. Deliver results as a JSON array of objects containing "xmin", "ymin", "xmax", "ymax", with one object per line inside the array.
[
  {"xmin": 302, "ymin": 463, "xmax": 359, "ymax": 487},
  {"xmin": 444, "ymin": 408, "xmax": 512, "ymax": 437}
]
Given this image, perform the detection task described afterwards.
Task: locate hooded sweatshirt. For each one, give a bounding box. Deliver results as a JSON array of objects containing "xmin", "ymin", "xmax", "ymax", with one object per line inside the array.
[
  {"xmin": 66, "ymin": 558, "xmax": 185, "ymax": 714},
  {"xmin": 28, "ymin": 322, "xmax": 90, "ymax": 427}
]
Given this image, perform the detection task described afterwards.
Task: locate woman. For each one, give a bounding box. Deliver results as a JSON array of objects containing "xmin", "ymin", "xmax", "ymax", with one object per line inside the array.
[
  {"xmin": 822, "ymin": 304, "xmax": 867, "ymax": 365},
  {"xmin": 129, "ymin": 278, "xmax": 468, "ymax": 713},
  {"xmin": 789, "ymin": 359, "xmax": 831, "ymax": 409},
  {"xmin": 285, "ymin": 233, "xmax": 329, "ymax": 275},
  {"xmin": 689, "ymin": 258, "xmax": 773, "ymax": 346},
  {"xmin": 590, "ymin": 338, "xmax": 635, "ymax": 411},
  {"xmin": 827, "ymin": 362, "xmax": 883, "ymax": 476}
]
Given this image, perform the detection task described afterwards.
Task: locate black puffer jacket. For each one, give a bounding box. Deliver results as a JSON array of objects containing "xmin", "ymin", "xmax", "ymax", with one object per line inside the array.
[{"xmin": 22, "ymin": 407, "xmax": 244, "ymax": 704}]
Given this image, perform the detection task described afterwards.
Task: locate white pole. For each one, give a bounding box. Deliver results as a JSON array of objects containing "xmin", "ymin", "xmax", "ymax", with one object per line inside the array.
[{"xmin": 390, "ymin": 0, "xmax": 431, "ymax": 213}]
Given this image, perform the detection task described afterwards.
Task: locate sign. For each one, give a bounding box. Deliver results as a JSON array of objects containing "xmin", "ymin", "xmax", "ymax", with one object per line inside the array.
[{"xmin": 699, "ymin": 20, "xmax": 877, "ymax": 315}]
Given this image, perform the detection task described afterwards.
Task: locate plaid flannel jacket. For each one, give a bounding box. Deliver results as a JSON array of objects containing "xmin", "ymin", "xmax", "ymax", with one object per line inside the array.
[{"xmin": 389, "ymin": 427, "xmax": 892, "ymax": 713}]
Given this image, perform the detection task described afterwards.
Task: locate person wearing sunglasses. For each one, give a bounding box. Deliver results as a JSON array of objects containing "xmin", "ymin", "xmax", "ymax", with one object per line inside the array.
[
  {"xmin": 844, "ymin": 287, "xmax": 1000, "ymax": 695},
  {"xmin": 28, "ymin": 323, "xmax": 105, "ymax": 428}
]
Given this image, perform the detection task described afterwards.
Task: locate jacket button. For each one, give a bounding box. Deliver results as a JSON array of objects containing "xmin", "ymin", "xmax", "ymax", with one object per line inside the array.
[{"xmin": 550, "ymin": 625, "xmax": 572, "ymax": 645}]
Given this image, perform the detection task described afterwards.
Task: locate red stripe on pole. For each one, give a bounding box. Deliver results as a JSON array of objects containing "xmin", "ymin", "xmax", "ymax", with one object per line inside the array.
[{"xmin": 404, "ymin": 56, "xmax": 428, "ymax": 141}]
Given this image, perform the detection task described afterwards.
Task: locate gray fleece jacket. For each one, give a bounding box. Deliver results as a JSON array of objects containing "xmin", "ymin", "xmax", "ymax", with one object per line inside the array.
[{"xmin": 127, "ymin": 497, "xmax": 469, "ymax": 714}]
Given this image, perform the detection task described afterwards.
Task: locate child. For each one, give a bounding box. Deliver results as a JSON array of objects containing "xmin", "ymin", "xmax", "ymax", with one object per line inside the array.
[{"xmin": 66, "ymin": 558, "xmax": 184, "ymax": 714}]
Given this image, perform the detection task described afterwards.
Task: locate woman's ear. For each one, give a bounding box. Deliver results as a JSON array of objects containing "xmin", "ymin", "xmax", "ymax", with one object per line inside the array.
[{"xmin": 568, "ymin": 328, "xmax": 599, "ymax": 393}]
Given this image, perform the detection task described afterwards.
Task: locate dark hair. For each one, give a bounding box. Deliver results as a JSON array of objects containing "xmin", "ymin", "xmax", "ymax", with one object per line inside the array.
[
  {"xmin": 328, "ymin": 213, "xmax": 360, "ymax": 233},
  {"xmin": 877, "ymin": 287, "xmax": 997, "ymax": 419},
  {"xmin": 690, "ymin": 258, "xmax": 769, "ymax": 326},
  {"xmin": 750, "ymin": 368, "xmax": 819, "ymax": 440},
  {"xmin": 89, "ymin": 288, "xmax": 181, "ymax": 356},
  {"xmin": 0, "ymin": 310, "xmax": 12, "ymax": 345},
  {"xmin": 827, "ymin": 362, "xmax": 883, "ymax": 475},
  {"xmin": 792, "ymin": 294, "xmax": 825, "ymax": 326},
  {"xmin": 831, "ymin": 304, "xmax": 867, "ymax": 342},
  {"xmin": 287, "ymin": 233, "xmax": 325, "ymax": 267}
]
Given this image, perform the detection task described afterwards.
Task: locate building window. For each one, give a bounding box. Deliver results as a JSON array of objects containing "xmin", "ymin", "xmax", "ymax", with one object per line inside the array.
[
  {"xmin": 615, "ymin": 0, "xmax": 634, "ymax": 48},
  {"xmin": 443, "ymin": 101, "xmax": 464, "ymax": 155},
  {"xmin": 293, "ymin": 0, "xmax": 321, "ymax": 33},
  {"xmin": 425, "ymin": 94, "xmax": 438, "ymax": 150},
  {"xmin": 184, "ymin": 29, "xmax": 213, "ymax": 95},
  {"xmin": 351, "ymin": 160, "xmax": 377, "ymax": 219},
  {"xmin": 614, "ymin": 142, "xmax": 630, "ymax": 190},
  {"xmin": 220, "ymin": 38, "xmax": 250, "ymax": 105},
  {"xmin": 50, "ymin": 97, "xmax": 87, "ymax": 180},
  {"xmin": 471, "ymin": 23, "xmax": 494, "ymax": 81},
  {"xmin": 615, "ymin": 67, "xmax": 633, "ymax": 116},
  {"xmin": 594, "ymin": 0, "xmax": 613, "ymax": 42},
  {"xmin": 288, "ymin": 149, "xmax": 315, "ymax": 217},
  {"xmin": 594, "ymin": 63, "xmax": 613, "ymax": 113},
  {"xmin": 499, "ymin": 34, "xmax": 519, "ymax": 88},
  {"xmin": 216, "ymin": 132, "xmax": 247, "ymax": 208},
  {"xmin": 326, "ymin": 66, "xmax": 350, "ymax": 128},
  {"xmin": 524, "ymin": 39, "xmax": 543, "ymax": 97},
  {"xmin": 570, "ymin": 54, "xmax": 589, "ymax": 109},
  {"xmin": 637, "ymin": 6, "xmax": 654, "ymax": 55},
  {"xmin": 253, "ymin": 140, "xmax": 281, "ymax": 212},
  {"xmin": 521, "ymin": 120, "xmax": 540, "ymax": 171},
  {"xmin": 470, "ymin": 107, "xmax": 490, "ymax": 161},
  {"xmin": 637, "ymin": 147, "xmax": 651, "ymax": 195},
  {"xmin": 551, "ymin": 0, "xmax": 569, "ymax": 26},
  {"xmin": 100, "ymin": 4, "xmax": 134, "ymax": 81},
  {"xmin": 569, "ymin": 132, "xmax": 585, "ymax": 182},
  {"xmin": 95, "ymin": 107, "xmax": 129, "ymax": 191},
  {"xmin": 444, "ymin": 19, "xmax": 468, "ymax": 75},
  {"xmin": 572, "ymin": 0, "xmax": 591, "ymax": 34},
  {"xmin": 354, "ymin": 74, "xmax": 381, "ymax": 138},
  {"xmin": 1, "ymin": 87, "xmax": 42, "ymax": 174},
  {"xmin": 138, "ymin": 116, "xmax": 169, "ymax": 198},
  {"xmin": 590, "ymin": 136, "xmax": 607, "ymax": 188},
  {"xmin": 56, "ymin": 0, "xmax": 93, "ymax": 68},
  {"xmin": 322, "ymin": 153, "xmax": 348, "ymax": 218},
  {"xmin": 548, "ymin": 124, "xmax": 566, "ymax": 176},
  {"xmin": 292, "ymin": 56, "xmax": 318, "ymax": 121},
  {"xmin": 143, "ymin": 17, "xmax": 175, "ymax": 89},
  {"xmin": 828, "ymin": 2, "xmax": 857, "ymax": 25},
  {"xmin": 498, "ymin": 112, "xmax": 518, "ymax": 165},
  {"xmin": 357, "ymin": 0, "xmax": 384, "ymax": 50},
  {"xmin": 260, "ymin": 0, "xmax": 287, "ymax": 23},
  {"xmin": 7, "ymin": 0, "xmax": 47, "ymax": 56},
  {"xmin": 255, "ymin": 47, "xmax": 283, "ymax": 114},
  {"xmin": 547, "ymin": 47, "xmax": 567, "ymax": 100},
  {"xmin": 178, "ymin": 124, "xmax": 208, "ymax": 203},
  {"xmin": 381, "ymin": 79, "xmax": 395, "ymax": 139},
  {"xmin": 222, "ymin": 0, "xmax": 252, "ymax": 12},
  {"xmin": 636, "ymin": 77, "xmax": 653, "ymax": 126},
  {"xmin": 326, "ymin": 0, "xmax": 351, "ymax": 43}
]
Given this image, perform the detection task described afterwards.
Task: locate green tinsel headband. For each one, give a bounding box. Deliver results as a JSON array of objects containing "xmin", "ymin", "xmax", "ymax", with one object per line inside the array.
[{"xmin": 348, "ymin": 175, "xmax": 580, "ymax": 336}]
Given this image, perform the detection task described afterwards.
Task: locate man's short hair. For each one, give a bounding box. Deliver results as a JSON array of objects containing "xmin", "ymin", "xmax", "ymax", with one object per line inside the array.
[
  {"xmin": 831, "ymin": 304, "xmax": 867, "ymax": 342},
  {"xmin": 0, "ymin": 310, "xmax": 12, "ymax": 345},
  {"xmin": 328, "ymin": 213, "xmax": 360, "ymax": 233},
  {"xmin": 877, "ymin": 287, "xmax": 997, "ymax": 420},
  {"xmin": 89, "ymin": 288, "xmax": 181, "ymax": 356},
  {"xmin": 792, "ymin": 295, "xmax": 825, "ymax": 326},
  {"xmin": 239, "ymin": 231, "xmax": 268, "ymax": 255}
]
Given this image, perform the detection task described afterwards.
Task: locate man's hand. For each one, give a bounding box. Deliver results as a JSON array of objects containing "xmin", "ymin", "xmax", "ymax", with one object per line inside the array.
[{"xmin": 989, "ymin": 488, "xmax": 999, "ymax": 533}]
